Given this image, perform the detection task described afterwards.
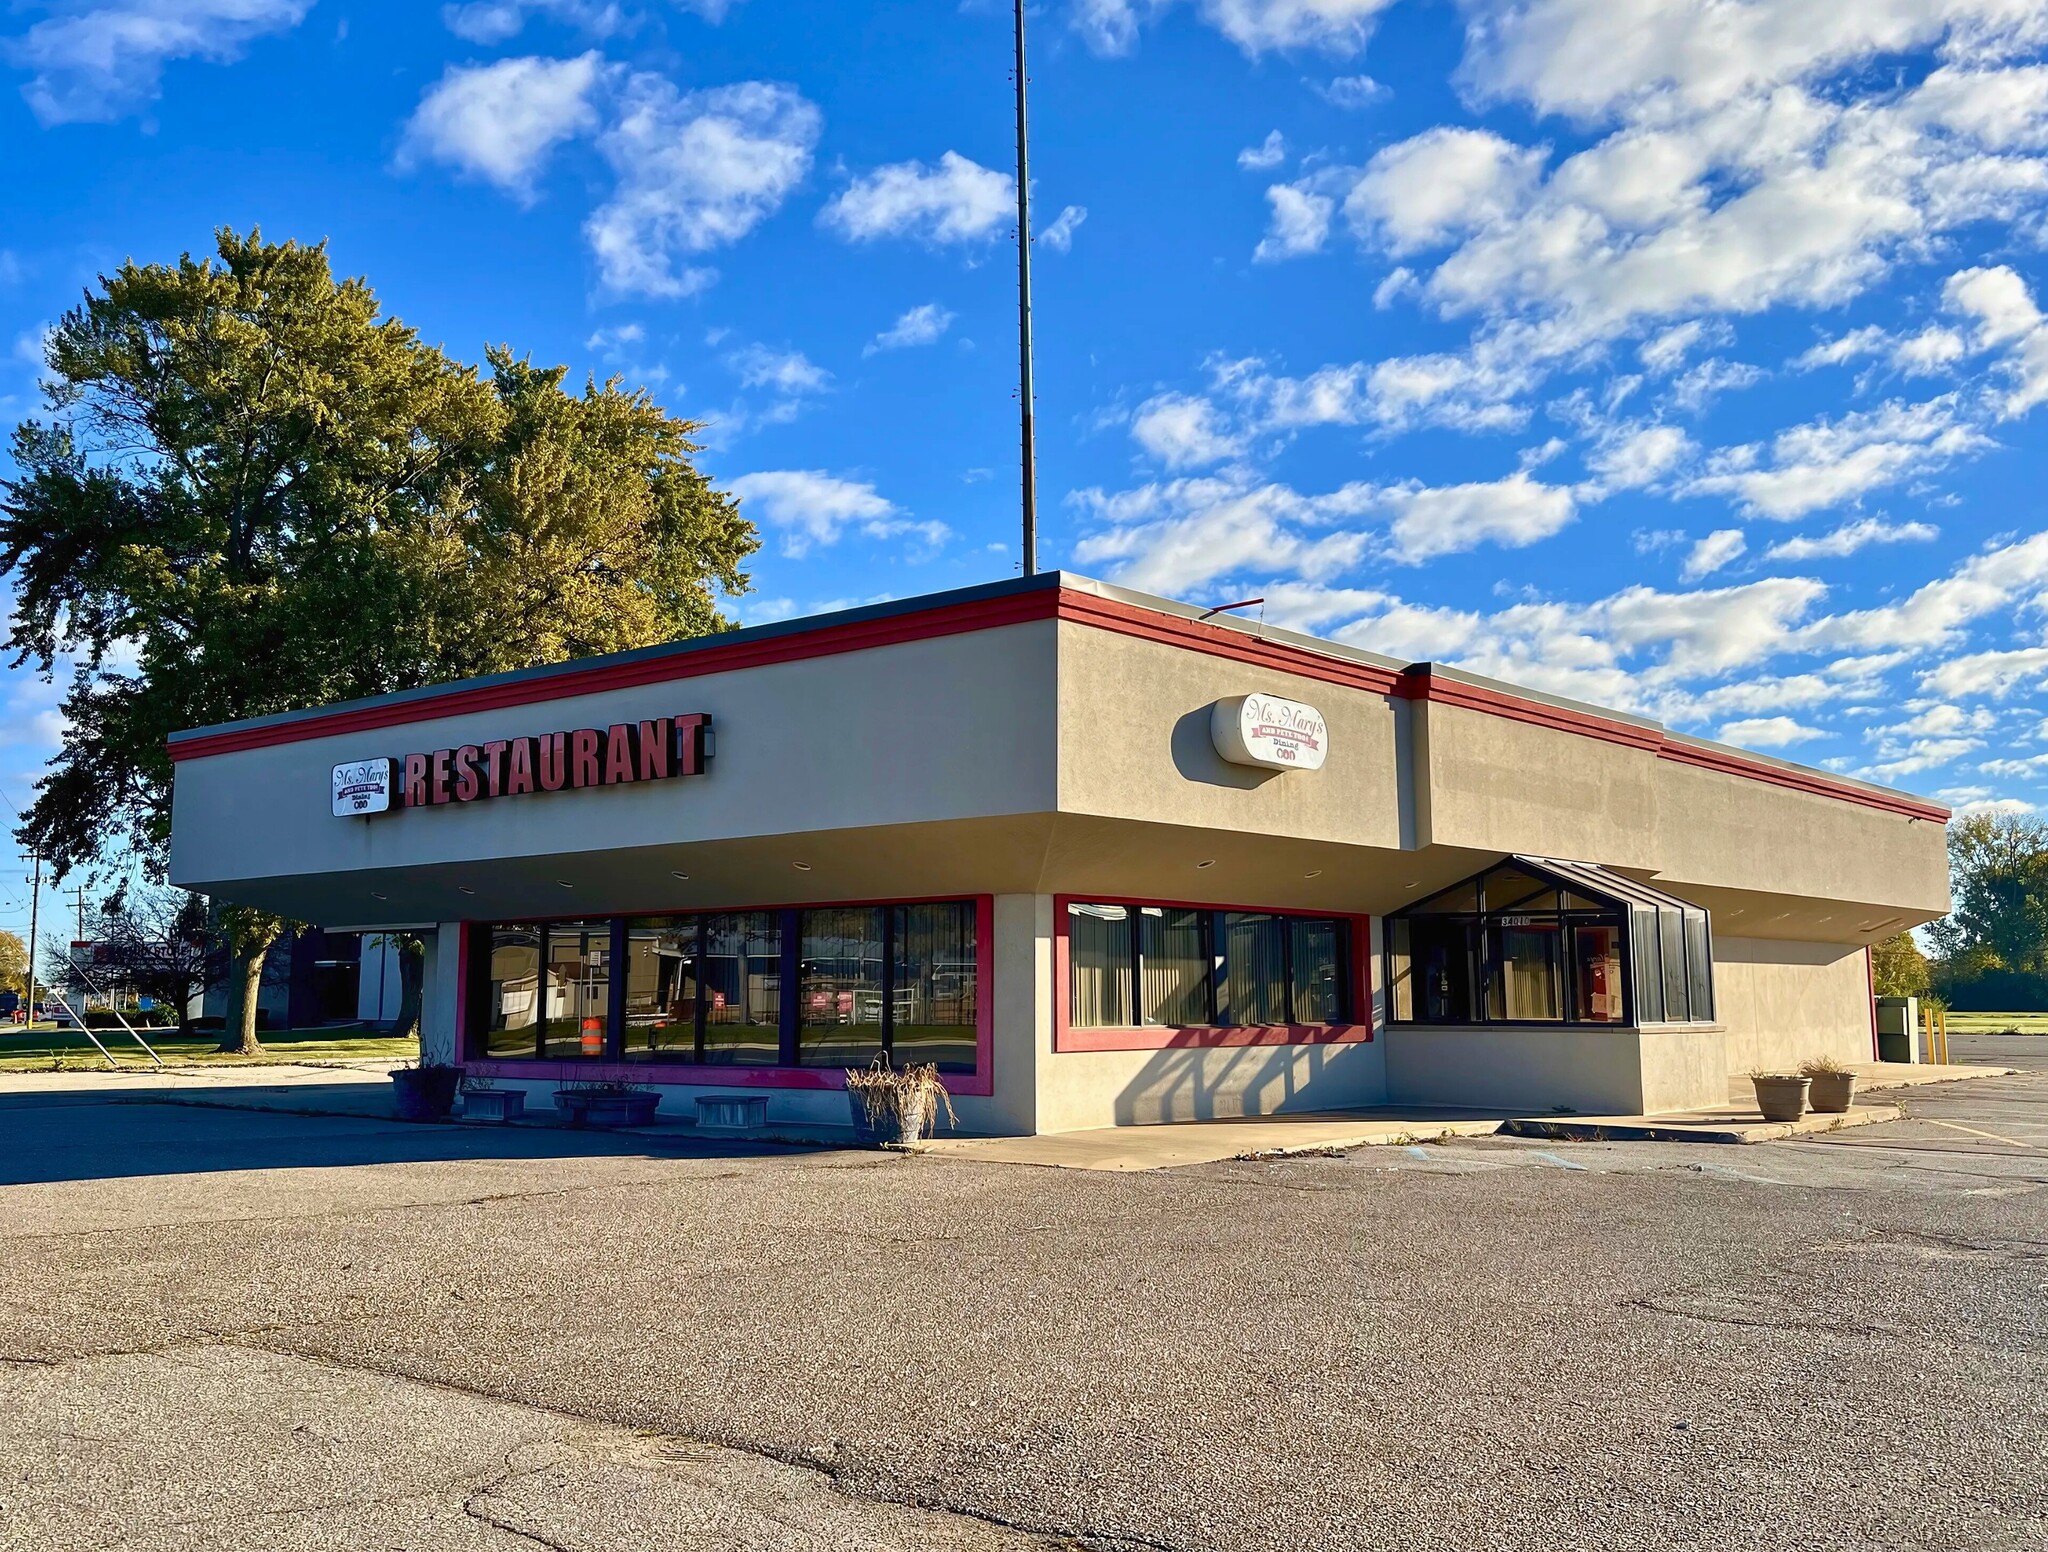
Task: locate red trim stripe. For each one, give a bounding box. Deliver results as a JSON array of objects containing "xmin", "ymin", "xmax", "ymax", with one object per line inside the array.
[{"xmin": 166, "ymin": 583, "xmax": 1947, "ymax": 822}]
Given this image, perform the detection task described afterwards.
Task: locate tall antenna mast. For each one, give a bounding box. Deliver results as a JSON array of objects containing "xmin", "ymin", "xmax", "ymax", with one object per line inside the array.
[{"xmin": 1013, "ymin": 0, "xmax": 1038, "ymax": 575}]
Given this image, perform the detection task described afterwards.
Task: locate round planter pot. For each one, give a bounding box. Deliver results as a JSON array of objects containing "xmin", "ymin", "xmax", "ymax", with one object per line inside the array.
[
  {"xmin": 1751, "ymin": 1075, "xmax": 1812, "ymax": 1122},
  {"xmin": 392, "ymin": 1067, "xmax": 459, "ymax": 1121},
  {"xmin": 848, "ymin": 1087, "xmax": 932, "ymax": 1148},
  {"xmin": 1805, "ymin": 1071, "xmax": 1856, "ymax": 1114}
]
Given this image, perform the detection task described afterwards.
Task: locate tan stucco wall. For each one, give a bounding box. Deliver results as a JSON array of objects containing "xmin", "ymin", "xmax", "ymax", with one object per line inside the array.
[
  {"xmin": 1712, "ymin": 937, "xmax": 1873, "ymax": 1074},
  {"xmin": 1055, "ymin": 624, "xmax": 1406, "ymax": 851},
  {"xmin": 1035, "ymin": 1040, "xmax": 1387, "ymax": 1133},
  {"xmin": 1384, "ymin": 1025, "xmax": 1724, "ymax": 1115},
  {"xmin": 1414, "ymin": 703, "xmax": 1660, "ymax": 870}
]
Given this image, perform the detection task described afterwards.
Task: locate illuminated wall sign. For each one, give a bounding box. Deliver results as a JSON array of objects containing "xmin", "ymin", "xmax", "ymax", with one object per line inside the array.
[
  {"xmin": 333, "ymin": 758, "xmax": 393, "ymax": 817},
  {"xmin": 1211, "ymin": 693, "xmax": 1327, "ymax": 771},
  {"xmin": 335, "ymin": 715, "xmax": 711, "ymax": 817}
]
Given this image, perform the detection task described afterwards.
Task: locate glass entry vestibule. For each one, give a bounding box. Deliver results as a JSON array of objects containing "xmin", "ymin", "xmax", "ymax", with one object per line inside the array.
[{"xmin": 1385, "ymin": 856, "xmax": 1714, "ymax": 1028}]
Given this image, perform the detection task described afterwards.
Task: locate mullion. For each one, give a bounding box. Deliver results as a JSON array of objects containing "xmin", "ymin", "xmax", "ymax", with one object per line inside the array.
[
  {"xmin": 607, "ymin": 918, "xmax": 627, "ymax": 1062},
  {"xmin": 881, "ymin": 906, "xmax": 897, "ymax": 1057},
  {"xmin": 692, "ymin": 915, "xmax": 707, "ymax": 1062}
]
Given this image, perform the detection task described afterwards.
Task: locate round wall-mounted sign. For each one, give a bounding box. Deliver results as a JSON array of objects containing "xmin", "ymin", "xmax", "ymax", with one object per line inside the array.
[{"xmin": 1210, "ymin": 693, "xmax": 1328, "ymax": 771}]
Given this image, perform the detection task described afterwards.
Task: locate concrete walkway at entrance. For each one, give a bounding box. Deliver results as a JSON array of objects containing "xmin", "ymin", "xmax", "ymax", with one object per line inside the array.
[{"xmin": 920, "ymin": 1061, "xmax": 2014, "ymax": 1171}]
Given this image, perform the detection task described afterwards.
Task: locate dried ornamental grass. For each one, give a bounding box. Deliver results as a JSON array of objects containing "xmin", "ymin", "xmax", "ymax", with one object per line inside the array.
[
  {"xmin": 844, "ymin": 1057, "xmax": 958, "ymax": 1133},
  {"xmin": 1798, "ymin": 1054, "xmax": 1849, "ymax": 1076}
]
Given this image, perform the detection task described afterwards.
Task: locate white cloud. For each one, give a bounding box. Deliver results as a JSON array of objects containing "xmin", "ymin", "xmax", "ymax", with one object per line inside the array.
[
  {"xmin": 727, "ymin": 470, "xmax": 944, "ymax": 557},
  {"xmin": 1919, "ymin": 645, "xmax": 2048, "ymax": 699},
  {"xmin": 1255, "ymin": 183, "xmax": 1335, "ymax": 261},
  {"xmin": 1319, "ymin": 72, "xmax": 1385, "ymax": 108},
  {"xmin": 1719, "ymin": 715, "xmax": 1824, "ymax": 748},
  {"xmin": 724, "ymin": 343, "xmax": 830, "ymax": 395},
  {"xmin": 1072, "ymin": 0, "xmax": 1398, "ymax": 59},
  {"xmin": 1344, "ymin": 127, "xmax": 1545, "ymax": 254},
  {"xmin": 1945, "ymin": 263, "xmax": 2048, "ymax": 415},
  {"xmin": 1762, "ymin": 518, "xmax": 1940, "ymax": 561},
  {"xmin": 821, "ymin": 151, "xmax": 1013, "ymax": 245},
  {"xmin": 864, "ymin": 302, "xmax": 954, "ymax": 355},
  {"xmin": 399, "ymin": 53, "xmax": 605, "ymax": 201},
  {"xmin": 1587, "ymin": 424, "xmax": 1693, "ymax": 491},
  {"xmin": 10, "ymin": 0, "xmax": 312, "ymax": 125},
  {"xmin": 1378, "ymin": 471, "xmax": 1577, "ymax": 562},
  {"xmin": 440, "ymin": 0, "xmax": 632, "ymax": 44},
  {"xmin": 1684, "ymin": 397, "xmax": 1991, "ymax": 519},
  {"xmin": 586, "ymin": 77, "xmax": 821, "ymax": 297},
  {"xmin": 1681, "ymin": 528, "xmax": 1747, "ymax": 580},
  {"xmin": 1070, "ymin": 476, "xmax": 1371, "ymax": 595},
  {"xmin": 1040, "ymin": 204, "xmax": 1088, "ymax": 253},
  {"xmin": 1238, "ymin": 130, "xmax": 1287, "ymax": 170},
  {"xmin": 1129, "ymin": 393, "xmax": 1245, "ymax": 470}
]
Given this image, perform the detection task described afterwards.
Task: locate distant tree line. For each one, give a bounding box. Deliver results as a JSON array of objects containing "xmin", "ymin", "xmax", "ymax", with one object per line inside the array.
[{"xmin": 1871, "ymin": 812, "xmax": 2048, "ymax": 1010}]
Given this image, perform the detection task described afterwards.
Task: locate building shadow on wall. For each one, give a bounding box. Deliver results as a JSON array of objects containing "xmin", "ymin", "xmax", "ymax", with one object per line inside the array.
[{"xmin": 1110, "ymin": 1040, "xmax": 1376, "ymax": 1128}]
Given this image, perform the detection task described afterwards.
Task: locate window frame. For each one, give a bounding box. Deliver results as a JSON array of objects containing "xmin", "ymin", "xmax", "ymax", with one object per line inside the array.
[
  {"xmin": 1383, "ymin": 858, "xmax": 1716, "ymax": 1031},
  {"xmin": 1052, "ymin": 894, "xmax": 1375, "ymax": 1054},
  {"xmin": 460, "ymin": 895, "xmax": 993, "ymax": 1095}
]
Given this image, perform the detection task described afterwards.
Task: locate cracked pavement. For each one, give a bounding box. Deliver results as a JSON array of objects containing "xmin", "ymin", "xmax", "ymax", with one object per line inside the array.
[{"xmin": 2, "ymin": 1037, "xmax": 2045, "ymax": 1551}]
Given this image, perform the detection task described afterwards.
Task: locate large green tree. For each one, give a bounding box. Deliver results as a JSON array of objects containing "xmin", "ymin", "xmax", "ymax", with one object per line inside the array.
[
  {"xmin": 1927, "ymin": 812, "xmax": 2048, "ymax": 992},
  {"xmin": 2, "ymin": 229, "xmax": 756, "ymax": 1051}
]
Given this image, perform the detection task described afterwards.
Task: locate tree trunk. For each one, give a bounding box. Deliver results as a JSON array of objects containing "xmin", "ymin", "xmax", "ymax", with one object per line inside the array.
[
  {"xmin": 393, "ymin": 936, "xmax": 425, "ymax": 1046},
  {"xmin": 222, "ymin": 943, "xmax": 269, "ymax": 1055}
]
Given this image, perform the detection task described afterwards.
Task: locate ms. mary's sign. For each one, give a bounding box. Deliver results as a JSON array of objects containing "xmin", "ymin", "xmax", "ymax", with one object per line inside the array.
[
  {"xmin": 333, "ymin": 714, "xmax": 711, "ymax": 818},
  {"xmin": 1211, "ymin": 693, "xmax": 1327, "ymax": 771}
]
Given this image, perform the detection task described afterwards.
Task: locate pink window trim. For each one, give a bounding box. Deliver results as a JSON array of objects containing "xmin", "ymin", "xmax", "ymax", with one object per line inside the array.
[
  {"xmin": 1051, "ymin": 893, "xmax": 1375, "ymax": 1055},
  {"xmin": 457, "ymin": 895, "xmax": 995, "ymax": 1098}
]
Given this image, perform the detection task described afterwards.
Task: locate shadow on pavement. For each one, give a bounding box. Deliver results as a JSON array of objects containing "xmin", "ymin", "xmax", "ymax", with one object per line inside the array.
[{"xmin": 0, "ymin": 1079, "xmax": 825, "ymax": 1186}]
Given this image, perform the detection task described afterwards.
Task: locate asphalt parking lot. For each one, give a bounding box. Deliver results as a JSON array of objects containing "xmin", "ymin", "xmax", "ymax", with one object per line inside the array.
[{"xmin": 3, "ymin": 1038, "xmax": 2045, "ymax": 1551}]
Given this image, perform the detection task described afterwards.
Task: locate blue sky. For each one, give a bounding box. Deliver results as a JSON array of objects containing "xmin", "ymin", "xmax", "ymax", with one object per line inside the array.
[{"xmin": 5, "ymin": 0, "xmax": 2048, "ymax": 934}]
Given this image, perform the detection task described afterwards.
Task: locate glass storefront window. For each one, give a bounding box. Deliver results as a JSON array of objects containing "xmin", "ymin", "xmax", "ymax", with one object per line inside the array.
[
  {"xmin": 469, "ymin": 901, "xmax": 978, "ymax": 1072},
  {"xmin": 484, "ymin": 925, "xmax": 542, "ymax": 1058},
  {"xmin": 1495, "ymin": 920, "xmax": 1564, "ymax": 1021},
  {"xmin": 1290, "ymin": 918, "xmax": 1345, "ymax": 1024},
  {"xmin": 622, "ymin": 918, "xmax": 698, "ymax": 1062},
  {"xmin": 702, "ymin": 912, "xmax": 782, "ymax": 1065},
  {"xmin": 1139, "ymin": 907, "xmax": 1208, "ymax": 1027},
  {"xmin": 1218, "ymin": 912, "xmax": 1289, "ymax": 1026},
  {"xmin": 892, "ymin": 901, "xmax": 977, "ymax": 1071},
  {"xmin": 797, "ymin": 906, "xmax": 884, "ymax": 1068},
  {"xmin": 1571, "ymin": 923, "xmax": 1624, "ymax": 1023},
  {"xmin": 544, "ymin": 921, "xmax": 610, "ymax": 1059},
  {"xmin": 1068, "ymin": 904, "xmax": 1135, "ymax": 1028}
]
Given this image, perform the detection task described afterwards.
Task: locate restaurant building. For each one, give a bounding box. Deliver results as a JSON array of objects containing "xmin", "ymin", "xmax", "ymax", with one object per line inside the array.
[{"xmin": 166, "ymin": 572, "xmax": 1952, "ymax": 1134}]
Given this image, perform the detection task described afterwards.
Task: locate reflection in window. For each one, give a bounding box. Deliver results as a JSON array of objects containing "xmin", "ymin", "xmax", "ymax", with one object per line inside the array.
[
  {"xmin": 1067, "ymin": 904, "xmax": 1352, "ymax": 1029},
  {"xmin": 702, "ymin": 912, "xmax": 782, "ymax": 1065},
  {"xmin": 545, "ymin": 921, "xmax": 611, "ymax": 1059},
  {"xmin": 485, "ymin": 926, "xmax": 541, "ymax": 1058},
  {"xmin": 1218, "ymin": 913, "xmax": 1288, "ymax": 1026},
  {"xmin": 892, "ymin": 902, "xmax": 977, "ymax": 1071},
  {"xmin": 1068, "ymin": 904, "xmax": 1134, "ymax": 1029},
  {"xmin": 1386, "ymin": 857, "xmax": 1715, "ymax": 1029},
  {"xmin": 623, "ymin": 917, "xmax": 697, "ymax": 1061},
  {"xmin": 1139, "ymin": 907, "xmax": 1207, "ymax": 1027},
  {"xmin": 798, "ymin": 906, "xmax": 884, "ymax": 1067}
]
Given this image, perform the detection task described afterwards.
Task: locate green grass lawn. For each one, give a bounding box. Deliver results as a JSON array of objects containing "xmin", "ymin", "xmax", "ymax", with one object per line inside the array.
[
  {"xmin": 0, "ymin": 1023, "xmax": 420, "ymax": 1072},
  {"xmin": 1940, "ymin": 1010, "xmax": 2048, "ymax": 1036}
]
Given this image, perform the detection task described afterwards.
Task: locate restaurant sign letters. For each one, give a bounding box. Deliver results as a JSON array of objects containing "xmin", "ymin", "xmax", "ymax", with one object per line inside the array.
[
  {"xmin": 1210, "ymin": 693, "xmax": 1327, "ymax": 771},
  {"xmin": 332, "ymin": 715, "xmax": 711, "ymax": 818}
]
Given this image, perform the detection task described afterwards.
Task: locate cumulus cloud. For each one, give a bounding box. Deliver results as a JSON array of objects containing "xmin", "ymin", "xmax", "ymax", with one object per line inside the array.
[
  {"xmin": 10, "ymin": 0, "xmax": 312, "ymax": 124},
  {"xmin": 821, "ymin": 151, "xmax": 1013, "ymax": 245},
  {"xmin": 588, "ymin": 77, "xmax": 820, "ymax": 298},
  {"xmin": 727, "ymin": 470, "xmax": 944, "ymax": 557},
  {"xmin": 1040, "ymin": 203, "xmax": 1088, "ymax": 253},
  {"xmin": 1129, "ymin": 393, "xmax": 1245, "ymax": 470},
  {"xmin": 1719, "ymin": 715, "xmax": 1825, "ymax": 748},
  {"xmin": 1343, "ymin": 127, "xmax": 1545, "ymax": 254},
  {"xmin": 1377, "ymin": 471, "xmax": 1577, "ymax": 563},
  {"xmin": 1681, "ymin": 528, "xmax": 1746, "ymax": 580},
  {"xmin": 1762, "ymin": 518, "xmax": 1940, "ymax": 561},
  {"xmin": 1072, "ymin": 0, "xmax": 1398, "ymax": 59},
  {"xmin": 399, "ymin": 53, "xmax": 606, "ymax": 200},
  {"xmin": 1238, "ymin": 129, "xmax": 1287, "ymax": 170},
  {"xmin": 1683, "ymin": 397, "xmax": 1991, "ymax": 520},
  {"xmin": 1254, "ymin": 183, "xmax": 1336, "ymax": 261},
  {"xmin": 864, "ymin": 302, "xmax": 954, "ymax": 355}
]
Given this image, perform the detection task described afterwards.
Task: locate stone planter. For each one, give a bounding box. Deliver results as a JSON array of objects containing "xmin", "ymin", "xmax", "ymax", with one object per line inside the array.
[
  {"xmin": 1805, "ymin": 1071, "xmax": 1856, "ymax": 1114},
  {"xmin": 1751, "ymin": 1074, "xmax": 1811, "ymax": 1122},
  {"xmin": 462, "ymin": 1088, "xmax": 526, "ymax": 1123},
  {"xmin": 391, "ymin": 1065, "xmax": 459, "ymax": 1121},
  {"xmin": 555, "ymin": 1089, "xmax": 661, "ymax": 1129}
]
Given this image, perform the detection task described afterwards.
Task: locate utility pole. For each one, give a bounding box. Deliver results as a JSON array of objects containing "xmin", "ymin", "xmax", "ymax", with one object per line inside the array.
[
  {"xmin": 24, "ymin": 851, "xmax": 39, "ymax": 1026},
  {"xmin": 72, "ymin": 885, "xmax": 86, "ymax": 948},
  {"xmin": 1013, "ymin": 0, "xmax": 1038, "ymax": 576}
]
